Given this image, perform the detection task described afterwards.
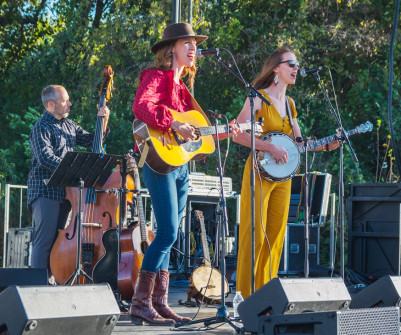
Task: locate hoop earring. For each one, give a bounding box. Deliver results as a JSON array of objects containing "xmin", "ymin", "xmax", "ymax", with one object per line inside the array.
[{"xmin": 274, "ymin": 74, "xmax": 279, "ymax": 85}]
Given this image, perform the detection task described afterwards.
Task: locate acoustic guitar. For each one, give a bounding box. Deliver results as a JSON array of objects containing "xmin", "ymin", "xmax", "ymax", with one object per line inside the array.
[{"xmin": 133, "ymin": 109, "xmax": 254, "ymax": 174}]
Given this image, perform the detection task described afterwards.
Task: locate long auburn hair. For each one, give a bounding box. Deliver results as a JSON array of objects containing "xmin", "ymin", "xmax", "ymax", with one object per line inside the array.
[
  {"xmin": 151, "ymin": 40, "xmax": 197, "ymax": 89},
  {"xmin": 252, "ymin": 46, "xmax": 294, "ymax": 90}
]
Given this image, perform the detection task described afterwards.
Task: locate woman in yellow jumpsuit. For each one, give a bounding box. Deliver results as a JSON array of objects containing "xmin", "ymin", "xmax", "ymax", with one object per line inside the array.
[{"xmin": 234, "ymin": 46, "xmax": 339, "ymax": 298}]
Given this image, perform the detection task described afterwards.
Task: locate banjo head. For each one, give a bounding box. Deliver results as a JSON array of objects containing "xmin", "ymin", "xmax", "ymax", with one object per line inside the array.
[
  {"xmin": 257, "ymin": 132, "xmax": 300, "ymax": 182},
  {"xmin": 190, "ymin": 265, "xmax": 229, "ymax": 302}
]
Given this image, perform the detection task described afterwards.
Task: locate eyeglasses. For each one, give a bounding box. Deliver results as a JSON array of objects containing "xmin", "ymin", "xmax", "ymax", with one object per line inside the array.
[{"xmin": 278, "ymin": 60, "xmax": 300, "ymax": 68}]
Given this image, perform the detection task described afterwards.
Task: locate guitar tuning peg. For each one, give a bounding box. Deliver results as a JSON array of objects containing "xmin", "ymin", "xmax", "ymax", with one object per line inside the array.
[{"xmin": 254, "ymin": 125, "xmax": 263, "ymax": 136}]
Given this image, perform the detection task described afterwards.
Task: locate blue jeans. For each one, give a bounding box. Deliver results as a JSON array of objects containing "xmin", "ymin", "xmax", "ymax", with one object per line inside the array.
[{"xmin": 141, "ymin": 163, "xmax": 189, "ymax": 273}]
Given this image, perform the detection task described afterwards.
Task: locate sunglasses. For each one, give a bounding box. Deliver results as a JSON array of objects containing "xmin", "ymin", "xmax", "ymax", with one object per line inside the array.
[{"xmin": 278, "ymin": 60, "xmax": 300, "ymax": 68}]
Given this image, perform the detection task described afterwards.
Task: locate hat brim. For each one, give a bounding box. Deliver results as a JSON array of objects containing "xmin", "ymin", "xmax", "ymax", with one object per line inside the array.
[{"xmin": 151, "ymin": 35, "xmax": 208, "ymax": 54}]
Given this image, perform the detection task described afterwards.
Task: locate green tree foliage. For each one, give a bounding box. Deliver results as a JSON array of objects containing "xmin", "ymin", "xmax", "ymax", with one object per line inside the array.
[{"xmin": 1, "ymin": 0, "xmax": 400, "ymax": 267}]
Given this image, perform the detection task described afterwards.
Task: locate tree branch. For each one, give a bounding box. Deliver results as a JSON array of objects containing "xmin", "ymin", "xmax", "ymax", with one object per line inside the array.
[{"xmin": 93, "ymin": 0, "xmax": 105, "ymax": 28}]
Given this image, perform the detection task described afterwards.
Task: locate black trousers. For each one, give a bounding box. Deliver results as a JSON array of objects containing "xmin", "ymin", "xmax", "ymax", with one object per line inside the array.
[{"xmin": 30, "ymin": 197, "xmax": 71, "ymax": 269}]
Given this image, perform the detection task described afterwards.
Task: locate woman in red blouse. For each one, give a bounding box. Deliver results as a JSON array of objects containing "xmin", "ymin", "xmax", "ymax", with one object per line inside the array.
[{"xmin": 130, "ymin": 23, "xmax": 207, "ymax": 326}]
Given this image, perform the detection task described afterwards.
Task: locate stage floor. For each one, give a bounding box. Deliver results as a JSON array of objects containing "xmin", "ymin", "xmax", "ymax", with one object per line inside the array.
[{"xmin": 112, "ymin": 282, "xmax": 239, "ymax": 335}]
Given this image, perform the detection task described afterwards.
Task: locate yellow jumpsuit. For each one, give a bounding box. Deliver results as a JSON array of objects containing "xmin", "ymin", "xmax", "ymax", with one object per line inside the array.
[{"xmin": 236, "ymin": 90, "xmax": 298, "ymax": 299}]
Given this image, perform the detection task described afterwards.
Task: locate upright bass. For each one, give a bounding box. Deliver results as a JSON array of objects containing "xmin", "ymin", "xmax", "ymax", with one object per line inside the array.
[{"xmin": 50, "ymin": 66, "xmax": 134, "ymax": 284}]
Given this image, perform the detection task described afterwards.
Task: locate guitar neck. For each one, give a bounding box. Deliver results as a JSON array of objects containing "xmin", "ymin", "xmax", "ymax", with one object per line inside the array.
[
  {"xmin": 133, "ymin": 174, "xmax": 147, "ymax": 241},
  {"xmin": 301, "ymin": 128, "xmax": 359, "ymax": 152},
  {"xmin": 198, "ymin": 123, "xmax": 249, "ymax": 136}
]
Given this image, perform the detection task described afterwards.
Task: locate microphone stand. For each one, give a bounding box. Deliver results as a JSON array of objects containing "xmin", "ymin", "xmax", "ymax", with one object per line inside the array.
[
  {"xmin": 175, "ymin": 115, "xmax": 239, "ymax": 331},
  {"xmin": 302, "ymin": 138, "xmax": 310, "ymax": 278},
  {"xmin": 212, "ymin": 52, "xmax": 271, "ymax": 295},
  {"xmin": 312, "ymin": 71, "xmax": 358, "ymax": 278}
]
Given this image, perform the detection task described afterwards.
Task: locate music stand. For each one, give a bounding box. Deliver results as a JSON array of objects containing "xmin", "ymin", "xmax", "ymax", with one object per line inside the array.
[{"xmin": 45, "ymin": 151, "xmax": 121, "ymax": 284}]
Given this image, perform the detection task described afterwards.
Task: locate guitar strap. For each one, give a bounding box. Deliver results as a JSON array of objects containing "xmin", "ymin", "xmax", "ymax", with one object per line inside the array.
[
  {"xmin": 186, "ymin": 87, "xmax": 212, "ymax": 127},
  {"xmin": 138, "ymin": 141, "xmax": 150, "ymax": 168},
  {"xmin": 132, "ymin": 120, "xmax": 151, "ymax": 168}
]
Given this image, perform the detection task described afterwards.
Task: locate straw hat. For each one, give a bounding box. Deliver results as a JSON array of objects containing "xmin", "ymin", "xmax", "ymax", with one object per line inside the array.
[{"xmin": 151, "ymin": 22, "xmax": 208, "ymax": 54}]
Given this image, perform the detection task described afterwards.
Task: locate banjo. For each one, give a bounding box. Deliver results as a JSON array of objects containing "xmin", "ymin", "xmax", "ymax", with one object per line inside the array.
[
  {"xmin": 189, "ymin": 210, "xmax": 229, "ymax": 305},
  {"xmin": 257, "ymin": 121, "xmax": 373, "ymax": 182}
]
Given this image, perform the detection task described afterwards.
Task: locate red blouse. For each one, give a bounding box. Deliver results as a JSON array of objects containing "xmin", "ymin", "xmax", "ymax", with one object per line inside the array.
[{"xmin": 132, "ymin": 69, "xmax": 194, "ymax": 131}]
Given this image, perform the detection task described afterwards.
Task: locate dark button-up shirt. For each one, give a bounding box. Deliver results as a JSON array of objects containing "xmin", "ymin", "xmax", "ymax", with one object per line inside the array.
[{"xmin": 27, "ymin": 110, "xmax": 94, "ymax": 206}]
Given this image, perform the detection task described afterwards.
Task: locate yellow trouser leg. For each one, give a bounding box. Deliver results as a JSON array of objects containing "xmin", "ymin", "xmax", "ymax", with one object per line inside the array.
[
  {"xmin": 255, "ymin": 181, "xmax": 291, "ymax": 289},
  {"xmin": 236, "ymin": 160, "xmax": 291, "ymax": 299}
]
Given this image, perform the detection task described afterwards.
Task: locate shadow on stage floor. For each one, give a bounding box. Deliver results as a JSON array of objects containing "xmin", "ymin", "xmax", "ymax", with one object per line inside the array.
[{"xmin": 112, "ymin": 282, "xmax": 238, "ymax": 335}]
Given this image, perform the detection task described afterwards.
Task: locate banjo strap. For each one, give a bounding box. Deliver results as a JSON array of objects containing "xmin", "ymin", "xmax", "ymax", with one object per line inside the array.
[{"xmin": 285, "ymin": 96, "xmax": 294, "ymax": 129}]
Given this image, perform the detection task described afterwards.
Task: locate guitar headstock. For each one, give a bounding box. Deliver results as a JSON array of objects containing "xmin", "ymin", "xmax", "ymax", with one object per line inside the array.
[
  {"xmin": 357, "ymin": 121, "xmax": 373, "ymax": 133},
  {"xmin": 255, "ymin": 122, "xmax": 263, "ymax": 136},
  {"xmin": 126, "ymin": 149, "xmax": 139, "ymax": 176},
  {"xmin": 244, "ymin": 118, "xmax": 263, "ymax": 136},
  {"xmin": 194, "ymin": 210, "xmax": 204, "ymax": 222}
]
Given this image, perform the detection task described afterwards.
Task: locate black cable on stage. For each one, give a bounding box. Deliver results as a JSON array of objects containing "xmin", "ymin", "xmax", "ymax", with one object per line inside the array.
[{"xmin": 387, "ymin": 0, "xmax": 401, "ymax": 178}]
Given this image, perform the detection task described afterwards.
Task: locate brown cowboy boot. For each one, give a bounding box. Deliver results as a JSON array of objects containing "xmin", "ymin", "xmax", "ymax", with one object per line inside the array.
[
  {"xmin": 130, "ymin": 270, "xmax": 175, "ymax": 326},
  {"xmin": 152, "ymin": 269, "xmax": 191, "ymax": 323}
]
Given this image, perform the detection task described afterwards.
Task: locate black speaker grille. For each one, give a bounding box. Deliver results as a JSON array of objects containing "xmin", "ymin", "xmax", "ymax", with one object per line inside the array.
[{"xmin": 258, "ymin": 307, "xmax": 400, "ymax": 335}]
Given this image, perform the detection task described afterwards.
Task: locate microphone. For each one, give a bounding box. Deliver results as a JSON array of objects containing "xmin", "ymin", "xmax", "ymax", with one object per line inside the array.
[
  {"xmin": 196, "ymin": 48, "xmax": 220, "ymax": 57},
  {"xmin": 300, "ymin": 66, "xmax": 325, "ymax": 77},
  {"xmin": 206, "ymin": 109, "xmax": 223, "ymax": 119}
]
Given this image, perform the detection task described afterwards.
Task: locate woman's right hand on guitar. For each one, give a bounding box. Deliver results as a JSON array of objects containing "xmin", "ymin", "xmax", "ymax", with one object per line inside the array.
[{"xmin": 171, "ymin": 120, "xmax": 196, "ymax": 141}]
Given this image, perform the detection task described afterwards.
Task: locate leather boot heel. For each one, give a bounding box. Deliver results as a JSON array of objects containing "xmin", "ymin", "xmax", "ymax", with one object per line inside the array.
[{"xmin": 130, "ymin": 316, "xmax": 146, "ymax": 326}]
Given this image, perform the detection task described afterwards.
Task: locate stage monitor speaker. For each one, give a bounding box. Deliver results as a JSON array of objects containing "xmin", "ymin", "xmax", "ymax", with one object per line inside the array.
[
  {"xmin": 0, "ymin": 284, "xmax": 120, "ymax": 335},
  {"xmin": 0, "ymin": 268, "xmax": 48, "ymax": 293},
  {"xmin": 237, "ymin": 277, "xmax": 351, "ymax": 333},
  {"xmin": 258, "ymin": 307, "xmax": 400, "ymax": 335},
  {"xmin": 350, "ymin": 275, "xmax": 401, "ymax": 309},
  {"xmin": 347, "ymin": 183, "xmax": 401, "ymax": 276}
]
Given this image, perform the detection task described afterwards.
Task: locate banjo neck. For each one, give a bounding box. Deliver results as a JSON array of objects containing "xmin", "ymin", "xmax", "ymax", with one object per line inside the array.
[
  {"xmin": 194, "ymin": 210, "xmax": 211, "ymax": 267},
  {"xmin": 299, "ymin": 128, "xmax": 360, "ymax": 153},
  {"xmin": 257, "ymin": 121, "xmax": 373, "ymax": 183}
]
